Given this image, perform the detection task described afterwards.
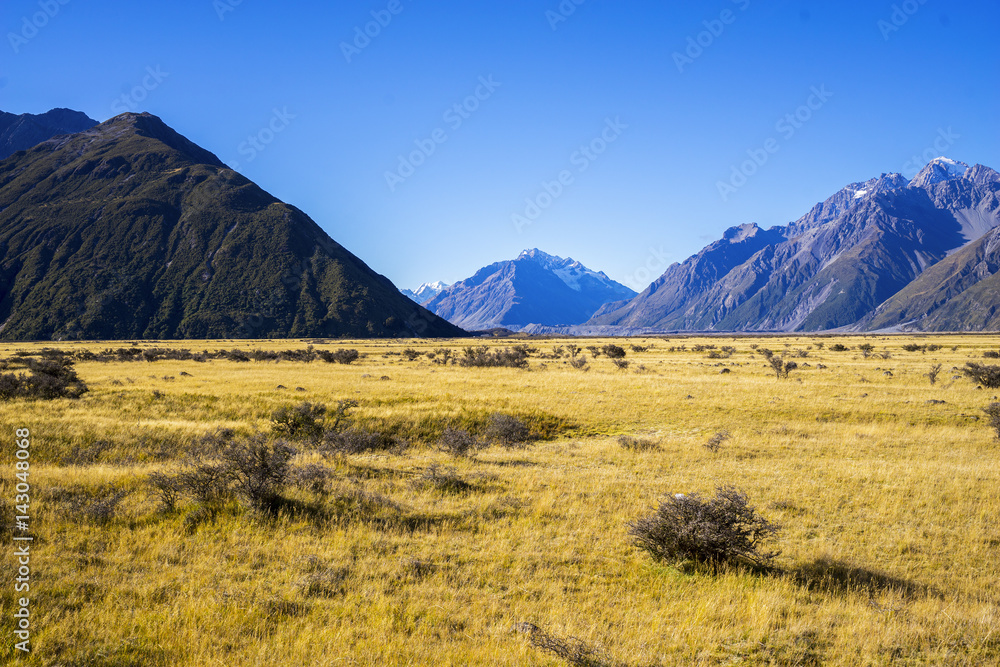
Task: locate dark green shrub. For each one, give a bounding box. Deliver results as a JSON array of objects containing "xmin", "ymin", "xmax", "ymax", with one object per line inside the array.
[
  {"xmin": 318, "ymin": 349, "xmax": 359, "ymax": 364},
  {"xmin": 628, "ymin": 485, "xmax": 780, "ymax": 567},
  {"xmin": 0, "ymin": 357, "xmax": 88, "ymax": 400},
  {"xmin": 601, "ymin": 344, "xmax": 626, "ymax": 359},
  {"xmin": 829, "ymin": 343, "xmax": 849, "ymax": 352},
  {"xmin": 271, "ymin": 402, "xmax": 326, "ymax": 440}
]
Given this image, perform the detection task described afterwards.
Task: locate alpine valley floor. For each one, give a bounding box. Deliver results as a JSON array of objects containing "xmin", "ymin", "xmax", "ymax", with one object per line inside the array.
[{"xmin": 1, "ymin": 335, "xmax": 998, "ymax": 665}]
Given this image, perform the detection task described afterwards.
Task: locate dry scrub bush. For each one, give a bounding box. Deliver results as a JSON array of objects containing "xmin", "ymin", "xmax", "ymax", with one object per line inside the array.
[
  {"xmin": 514, "ymin": 622, "xmax": 619, "ymax": 667},
  {"xmin": 705, "ymin": 430, "xmax": 731, "ymax": 452},
  {"xmin": 962, "ymin": 363, "xmax": 1000, "ymax": 388},
  {"xmin": 628, "ymin": 485, "xmax": 780, "ymax": 567},
  {"xmin": 271, "ymin": 402, "xmax": 326, "ymax": 440},
  {"xmin": 0, "ymin": 357, "xmax": 88, "ymax": 400},
  {"xmin": 438, "ymin": 427, "xmax": 485, "ymax": 457},
  {"xmin": 486, "ymin": 413, "xmax": 534, "ymax": 449},
  {"xmin": 984, "ymin": 403, "xmax": 1000, "ymax": 439},
  {"xmin": 459, "ymin": 346, "xmax": 529, "ymax": 368},
  {"xmin": 618, "ymin": 435, "xmax": 658, "ymax": 452},
  {"xmin": 322, "ymin": 428, "xmax": 407, "ymax": 456},
  {"xmin": 411, "ymin": 464, "xmax": 472, "ymax": 494}
]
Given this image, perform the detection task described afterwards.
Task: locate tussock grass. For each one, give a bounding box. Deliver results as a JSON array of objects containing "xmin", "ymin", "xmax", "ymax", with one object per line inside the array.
[{"xmin": 1, "ymin": 335, "xmax": 999, "ymax": 665}]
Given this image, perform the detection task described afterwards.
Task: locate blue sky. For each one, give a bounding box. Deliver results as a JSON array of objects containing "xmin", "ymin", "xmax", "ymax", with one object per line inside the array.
[{"xmin": 2, "ymin": 0, "xmax": 998, "ymax": 292}]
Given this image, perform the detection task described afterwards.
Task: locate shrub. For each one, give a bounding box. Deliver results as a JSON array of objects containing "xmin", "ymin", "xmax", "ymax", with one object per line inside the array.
[
  {"xmin": 628, "ymin": 485, "xmax": 780, "ymax": 567},
  {"xmin": 630, "ymin": 344, "xmax": 650, "ymax": 353},
  {"xmin": 458, "ymin": 346, "xmax": 529, "ymax": 368},
  {"xmin": 514, "ymin": 623, "xmax": 616, "ymax": 667},
  {"xmin": 829, "ymin": 343, "xmax": 849, "ymax": 352},
  {"xmin": 318, "ymin": 349, "xmax": 359, "ymax": 364},
  {"xmin": 173, "ymin": 460, "xmax": 231, "ymax": 504},
  {"xmin": 611, "ymin": 358, "xmax": 629, "ymax": 370},
  {"xmin": 271, "ymin": 402, "xmax": 326, "ymax": 440},
  {"xmin": 569, "ymin": 355, "xmax": 589, "ymax": 371},
  {"xmin": 926, "ymin": 364, "xmax": 942, "ymax": 386},
  {"xmin": 69, "ymin": 489, "xmax": 129, "ymax": 524},
  {"xmin": 220, "ymin": 436, "xmax": 296, "ymax": 511},
  {"xmin": 962, "ymin": 363, "xmax": 1000, "ymax": 388},
  {"xmin": 705, "ymin": 430, "xmax": 731, "ymax": 452},
  {"xmin": 290, "ymin": 464, "xmax": 333, "ymax": 493},
  {"xmin": 438, "ymin": 427, "xmax": 485, "ymax": 457},
  {"xmin": 149, "ymin": 471, "xmax": 182, "ymax": 510},
  {"xmin": 0, "ymin": 357, "xmax": 88, "ymax": 400},
  {"xmin": 402, "ymin": 348, "xmax": 421, "ymax": 361},
  {"xmin": 858, "ymin": 343, "xmax": 875, "ymax": 358},
  {"xmin": 601, "ymin": 344, "xmax": 626, "ymax": 359},
  {"xmin": 486, "ymin": 413, "xmax": 533, "ymax": 448},
  {"xmin": 618, "ymin": 435, "xmax": 658, "ymax": 451},
  {"xmin": 984, "ymin": 351, "xmax": 1000, "ymax": 359},
  {"xmin": 984, "ymin": 403, "xmax": 1000, "ymax": 439},
  {"xmin": 323, "ymin": 428, "xmax": 406, "ymax": 455},
  {"xmin": 767, "ymin": 356, "xmax": 798, "ymax": 379},
  {"xmin": 412, "ymin": 464, "xmax": 472, "ymax": 494}
]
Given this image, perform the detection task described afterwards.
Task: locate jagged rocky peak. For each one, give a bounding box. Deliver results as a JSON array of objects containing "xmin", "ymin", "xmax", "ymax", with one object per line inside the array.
[{"xmin": 909, "ymin": 157, "xmax": 970, "ymax": 188}]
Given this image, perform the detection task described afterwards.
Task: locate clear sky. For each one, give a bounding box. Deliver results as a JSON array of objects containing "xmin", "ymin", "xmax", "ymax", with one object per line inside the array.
[{"xmin": 2, "ymin": 0, "xmax": 998, "ymax": 292}]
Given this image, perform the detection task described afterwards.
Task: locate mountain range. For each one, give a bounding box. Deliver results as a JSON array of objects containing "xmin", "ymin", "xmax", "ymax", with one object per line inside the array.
[
  {"xmin": 401, "ymin": 281, "xmax": 449, "ymax": 304},
  {"xmin": 0, "ymin": 111, "xmax": 462, "ymax": 340},
  {"xmin": 587, "ymin": 157, "xmax": 1000, "ymax": 332},
  {"xmin": 421, "ymin": 249, "xmax": 636, "ymax": 331},
  {"xmin": 0, "ymin": 108, "xmax": 98, "ymax": 161}
]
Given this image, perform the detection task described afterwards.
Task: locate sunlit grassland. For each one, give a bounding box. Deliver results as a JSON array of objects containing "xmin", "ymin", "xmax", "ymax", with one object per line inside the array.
[{"xmin": 1, "ymin": 335, "xmax": 999, "ymax": 665}]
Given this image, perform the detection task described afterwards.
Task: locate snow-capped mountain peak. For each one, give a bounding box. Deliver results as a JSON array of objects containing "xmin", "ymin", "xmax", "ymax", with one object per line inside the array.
[
  {"xmin": 400, "ymin": 281, "xmax": 450, "ymax": 304},
  {"xmin": 909, "ymin": 157, "xmax": 970, "ymax": 188}
]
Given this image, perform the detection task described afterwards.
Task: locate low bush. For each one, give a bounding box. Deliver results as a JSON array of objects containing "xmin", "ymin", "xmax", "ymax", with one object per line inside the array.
[
  {"xmin": 322, "ymin": 428, "xmax": 406, "ymax": 456},
  {"xmin": 705, "ymin": 430, "xmax": 731, "ymax": 452},
  {"xmin": 618, "ymin": 435, "xmax": 658, "ymax": 451},
  {"xmin": 569, "ymin": 356, "xmax": 589, "ymax": 371},
  {"xmin": 0, "ymin": 357, "xmax": 88, "ymax": 400},
  {"xmin": 438, "ymin": 427, "xmax": 485, "ymax": 457},
  {"xmin": 411, "ymin": 464, "xmax": 473, "ymax": 494},
  {"xmin": 984, "ymin": 403, "xmax": 1000, "ymax": 439},
  {"xmin": 290, "ymin": 464, "xmax": 334, "ymax": 493},
  {"xmin": 271, "ymin": 402, "xmax": 327, "ymax": 440},
  {"xmin": 628, "ymin": 485, "xmax": 780, "ymax": 567},
  {"xmin": 962, "ymin": 363, "xmax": 1000, "ymax": 388},
  {"xmin": 486, "ymin": 413, "xmax": 533, "ymax": 448},
  {"xmin": 601, "ymin": 344, "xmax": 626, "ymax": 359},
  {"xmin": 318, "ymin": 349, "xmax": 360, "ymax": 364},
  {"xmin": 458, "ymin": 346, "xmax": 529, "ymax": 368},
  {"xmin": 514, "ymin": 622, "xmax": 618, "ymax": 667},
  {"xmin": 829, "ymin": 343, "xmax": 849, "ymax": 352}
]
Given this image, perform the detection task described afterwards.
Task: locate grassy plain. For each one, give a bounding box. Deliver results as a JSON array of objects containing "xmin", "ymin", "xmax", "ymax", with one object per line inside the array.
[{"xmin": 1, "ymin": 335, "xmax": 999, "ymax": 666}]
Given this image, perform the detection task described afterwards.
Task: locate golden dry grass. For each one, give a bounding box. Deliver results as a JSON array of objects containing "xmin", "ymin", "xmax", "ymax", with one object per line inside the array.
[{"xmin": 1, "ymin": 335, "xmax": 999, "ymax": 665}]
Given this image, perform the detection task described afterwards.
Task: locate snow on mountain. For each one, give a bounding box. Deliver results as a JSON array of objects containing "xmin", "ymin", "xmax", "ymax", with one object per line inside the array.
[
  {"xmin": 909, "ymin": 157, "xmax": 970, "ymax": 187},
  {"xmin": 401, "ymin": 281, "xmax": 450, "ymax": 304}
]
